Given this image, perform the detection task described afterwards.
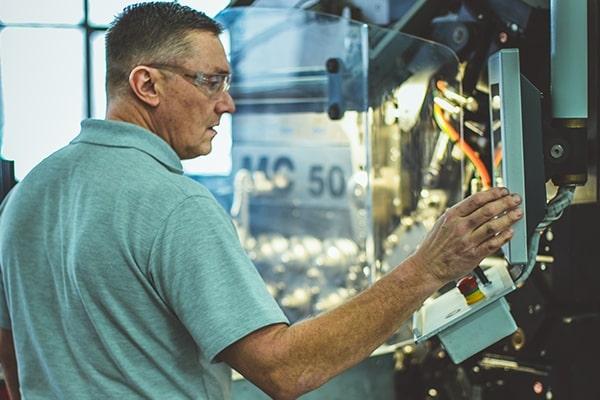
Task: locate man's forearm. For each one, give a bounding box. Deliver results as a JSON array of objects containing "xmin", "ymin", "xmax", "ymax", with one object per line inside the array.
[
  {"xmin": 224, "ymin": 255, "xmax": 442, "ymax": 398},
  {"xmin": 274, "ymin": 255, "xmax": 441, "ymax": 391}
]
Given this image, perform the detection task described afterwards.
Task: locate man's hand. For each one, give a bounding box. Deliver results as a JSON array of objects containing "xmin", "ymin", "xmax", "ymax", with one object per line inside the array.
[{"xmin": 413, "ymin": 187, "xmax": 522, "ymax": 285}]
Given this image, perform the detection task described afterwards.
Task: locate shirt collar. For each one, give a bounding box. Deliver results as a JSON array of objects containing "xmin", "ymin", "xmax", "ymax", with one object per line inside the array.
[{"xmin": 71, "ymin": 119, "xmax": 184, "ymax": 174}]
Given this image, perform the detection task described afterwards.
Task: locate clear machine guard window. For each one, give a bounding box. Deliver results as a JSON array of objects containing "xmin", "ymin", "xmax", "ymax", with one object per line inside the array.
[{"xmin": 217, "ymin": 7, "xmax": 463, "ymax": 330}]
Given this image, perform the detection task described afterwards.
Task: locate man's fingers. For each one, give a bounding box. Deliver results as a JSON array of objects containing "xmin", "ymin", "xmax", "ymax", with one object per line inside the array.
[
  {"xmin": 466, "ymin": 193, "xmax": 522, "ymax": 230},
  {"xmin": 473, "ymin": 228, "xmax": 515, "ymax": 259},
  {"xmin": 451, "ymin": 187, "xmax": 510, "ymax": 217},
  {"xmin": 471, "ymin": 207, "xmax": 522, "ymax": 245},
  {"xmin": 420, "ymin": 188, "xmax": 522, "ymax": 283}
]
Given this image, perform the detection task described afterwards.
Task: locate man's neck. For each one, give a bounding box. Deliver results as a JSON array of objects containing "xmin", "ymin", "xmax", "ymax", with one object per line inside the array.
[
  {"xmin": 105, "ymin": 98, "xmax": 155, "ymax": 134},
  {"xmin": 105, "ymin": 96, "xmax": 177, "ymax": 154}
]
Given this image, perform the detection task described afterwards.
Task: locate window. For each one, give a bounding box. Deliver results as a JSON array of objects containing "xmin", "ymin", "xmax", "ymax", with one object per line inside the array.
[
  {"xmin": 0, "ymin": 0, "xmax": 83, "ymax": 24},
  {"xmin": 0, "ymin": 0, "xmax": 231, "ymax": 180},
  {"xmin": 0, "ymin": 28, "xmax": 85, "ymax": 180},
  {"xmin": 89, "ymin": 0, "xmax": 230, "ymax": 25}
]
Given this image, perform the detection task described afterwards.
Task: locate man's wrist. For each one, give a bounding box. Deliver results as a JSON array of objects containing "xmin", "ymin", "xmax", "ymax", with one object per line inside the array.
[{"xmin": 400, "ymin": 253, "xmax": 446, "ymax": 291}]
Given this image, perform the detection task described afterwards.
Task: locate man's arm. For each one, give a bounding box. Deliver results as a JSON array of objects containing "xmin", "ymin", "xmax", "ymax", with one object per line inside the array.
[
  {"xmin": 0, "ymin": 329, "xmax": 20, "ymax": 400},
  {"xmin": 218, "ymin": 187, "xmax": 522, "ymax": 399}
]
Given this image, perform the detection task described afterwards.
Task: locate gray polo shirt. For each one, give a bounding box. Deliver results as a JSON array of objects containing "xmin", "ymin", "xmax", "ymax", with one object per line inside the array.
[{"xmin": 0, "ymin": 119, "xmax": 288, "ymax": 399}]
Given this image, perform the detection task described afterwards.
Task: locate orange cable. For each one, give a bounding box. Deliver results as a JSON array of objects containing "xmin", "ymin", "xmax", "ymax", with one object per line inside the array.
[{"xmin": 433, "ymin": 103, "xmax": 492, "ymax": 189}]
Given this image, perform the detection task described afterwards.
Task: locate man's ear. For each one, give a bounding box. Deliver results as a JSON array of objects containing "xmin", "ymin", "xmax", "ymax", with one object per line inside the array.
[{"xmin": 128, "ymin": 66, "xmax": 161, "ymax": 107}]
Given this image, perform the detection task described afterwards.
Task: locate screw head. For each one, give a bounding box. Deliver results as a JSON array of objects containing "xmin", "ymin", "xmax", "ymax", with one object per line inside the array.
[
  {"xmin": 326, "ymin": 58, "xmax": 340, "ymax": 73},
  {"xmin": 550, "ymin": 144, "xmax": 565, "ymax": 159}
]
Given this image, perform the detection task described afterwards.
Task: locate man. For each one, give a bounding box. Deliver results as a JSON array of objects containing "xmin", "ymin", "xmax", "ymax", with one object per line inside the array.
[{"xmin": 0, "ymin": 2, "xmax": 522, "ymax": 399}]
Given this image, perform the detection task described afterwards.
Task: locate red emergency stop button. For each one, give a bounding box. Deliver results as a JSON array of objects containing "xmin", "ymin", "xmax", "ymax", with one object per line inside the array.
[{"xmin": 457, "ymin": 275, "xmax": 486, "ymax": 305}]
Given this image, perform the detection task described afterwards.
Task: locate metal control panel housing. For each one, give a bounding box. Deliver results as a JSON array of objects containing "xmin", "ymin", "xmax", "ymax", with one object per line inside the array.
[{"xmin": 413, "ymin": 263, "xmax": 517, "ymax": 364}]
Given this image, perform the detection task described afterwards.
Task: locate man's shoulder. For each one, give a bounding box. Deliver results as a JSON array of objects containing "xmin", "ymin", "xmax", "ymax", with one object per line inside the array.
[{"xmin": 141, "ymin": 170, "xmax": 216, "ymax": 205}]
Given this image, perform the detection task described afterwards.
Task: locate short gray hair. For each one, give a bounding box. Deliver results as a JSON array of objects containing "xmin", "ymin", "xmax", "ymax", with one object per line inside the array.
[{"xmin": 105, "ymin": 2, "xmax": 223, "ymax": 96}]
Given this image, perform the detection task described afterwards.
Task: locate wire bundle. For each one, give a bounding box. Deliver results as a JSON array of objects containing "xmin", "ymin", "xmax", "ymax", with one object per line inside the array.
[{"xmin": 514, "ymin": 185, "xmax": 576, "ymax": 285}]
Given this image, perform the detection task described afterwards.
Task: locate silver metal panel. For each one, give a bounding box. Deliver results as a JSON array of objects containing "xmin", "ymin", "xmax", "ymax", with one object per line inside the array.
[{"xmin": 488, "ymin": 48, "xmax": 529, "ymax": 267}]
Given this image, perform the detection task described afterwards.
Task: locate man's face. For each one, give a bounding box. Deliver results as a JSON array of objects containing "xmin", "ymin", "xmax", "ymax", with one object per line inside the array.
[{"xmin": 157, "ymin": 31, "xmax": 235, "ymax": 159}]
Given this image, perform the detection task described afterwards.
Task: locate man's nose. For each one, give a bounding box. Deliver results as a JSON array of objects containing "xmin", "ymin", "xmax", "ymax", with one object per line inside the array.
[{"xmin": 215, "ymin": 91, "xmax": 236, "ymax": 114}]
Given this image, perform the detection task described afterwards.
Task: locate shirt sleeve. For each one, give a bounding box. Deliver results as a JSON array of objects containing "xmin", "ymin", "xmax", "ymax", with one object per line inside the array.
[
  {"xmin": 148, "ymin": 195, "xmax": 288, "ymax": 362},
  {"xmin": 0, "ymin": 188, "xmax": 16, "ymax": 329}
]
